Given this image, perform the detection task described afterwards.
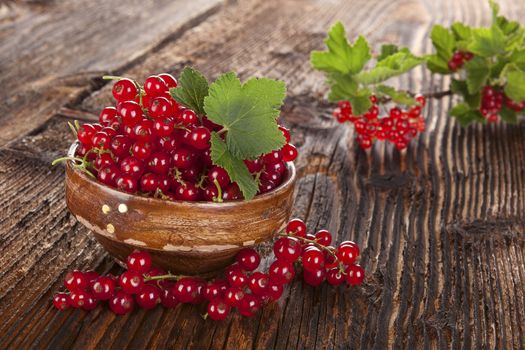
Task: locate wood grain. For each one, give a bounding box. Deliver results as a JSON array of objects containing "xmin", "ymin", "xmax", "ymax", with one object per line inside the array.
[{"xmin": 1, "ymin": 0, "xmax": 525, "ymax": 349}]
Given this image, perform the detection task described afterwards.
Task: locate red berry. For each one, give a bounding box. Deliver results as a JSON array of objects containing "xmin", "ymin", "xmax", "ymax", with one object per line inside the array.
[
  {"xmin": 281, "ymin": 143, "xmax": 298, "ymax": 162},
  {"xmin": 119, "ymin": 271, "xmax": 144, "ymax": 294},
  {"xmin": 109, "ymin": 291, "xmax": 135, "ymax": 315},
  {"xmin": 116, "ymin": 174, "xmax": 138, "ymax": 193},
  {"xmin": 92, "ymin": 276, "xmax": 116, "ymax": 300},
  {"xmin": 224, "ymin": 286, "xmax": 244, "ymax": 307},
  {"xmin": 158, "ymin": 73, "xmax": 178, "ymax": 88},
  {"xmin": 99, "ymin": 107, "xmax": 118, "ymax": 125},
  {"xmin": 303, "ymin": 268, "xmax": 326, "ymax": 286},
  {"xmin": 263, "ymin": 150, "xmax": 283, "ymax": 165},
  {"xmin": 238, "ymin": 294, "xmax": 261, "ymax": 317},
  {"xmin": 173, "ymin": 278, "xmax": 200, "ymax": 303},
  {"xmin": 267, "ymin": 281, "xmax": 284, "ymax": 301},
  {"xmin": 346, "ymin": 264, "xmax": 365, "ymax": 285},
  {"xmin": 148, "ymin": 152, "xmax": 171, "ymax": 175},
  {"xmin": 140, "ymin": 173, "xmax": 160, "ymax": 192},
  {"xmin": 189, "ymin": 126, "xmax": 211, "ymax": 150},
  {"xmin": 112, "ymin": 78, "xmax": 138, "ymax": 102},
  {"xmin": 171, "ymin": 147, "xmax": 194, "ymax": 169},
  {"xmin": 244, "ymin": 158, "xmax": 264, "ymax": 173},
  {"xmin": 208, "ymin": 166, "xmax": 230, "ymax": 188},
  {"xmin": 279, "ymin": 125, "xmax": 291, "ymax": 143},
  {"xmin": 97, "ymin": 164, "xmax": 120, "ymax": 187},
  {"xmin": 77, "ymin": 124, "xmax": 96, "ymax": 146},
  {"xmin": 82, "ymin": 294, "xmax": 98, "ymax": 311},
  {"xmin": 131, "ymin": 141, "xmax": 153, "ymax": 160},
  {"xmin": 119, "ymin": 101, "xmax": 143, "ymax": 127},
  {"xmin": 336, "ymin": 241, "xmax": 360, "ymax": 265},
  {"xmin": 174, "ymin": 183, "xmax": 201, "ymax": 201},
  {"xmin": 315, "ymin": 229, "xmax": 332, "ymax": 246},
  {"xmin": 326, "ymin": 268, "xmax": 345, "ymax": 286},
  {"xmin": 286, "ymin": 218, "xmax": 307, "ymax": 237},
  {"xmin": 160, "ymin": 288, "xmax": 179, "ymax": 308},
  {"xmin": 207, "ymin": 298, "xmax": 231, "ymax": 321},
  {"xmin": 53, "ymin": 293, "xmax": 70, "ymax": 310},
  {"xmin": 273, "ymin": 237, "xmax": 301, "ymax": 262},
  {"xmin": 248, "ymin": 272, "xmax": 269, "ymax": 296},
  {"xmin": 94, "ymin": 153, "xmax": 115, "ymax": 170},
  {"xmin": 127, "ymin": 251, "xmax": 152, "ymax": 273},
  {"xmin": 226, "ymin": 267, "xmax": 248, "ymax": 288},
  {"xmin": 136, "ymin": 284, "xmax": 161, "ymax": 309},
  {"xmin": 415, "ymin": 95, "xmax": 426, "ymax": 107},
  {"xmin": 144, "ymin": 75, "xmax": 168, "ymax": 97},
  {"xmin": 269, "ymin": 259, "xmax": 295, "ymax": 285},
  {"xmin": 177, "ymin": 109, "xmax": 198, "ymax": 126},
  {"xmin": 302, "ymin": 247, "xmax": 325, "ymax": 271},
  {"xmin": 149, "ymin": 97, "xmax": 172, "ymax": 119},
  {"xmin": 204, "ymin": 280, "xmax": 228, "ymax": 301},
  {"xmin": 64, "ymin": 270, "xmax": 89, "ymax": 292},
  {"xmin": 120, "ymin": 156, "xmax": 145, "ymax": 180},
  {"xmin": 91, "ymin": 131, "xmax": 111, "ymax": 149},
  {"xmin": 236, "ymin": 248, "xmax": 261, "ymax": 271},
  {"xmin": 111, "ymin": 135, "xmax": 133, "ymax": 157},
  {"xmin": 153, "ymin": 118, "xmax": 175, "ymax": 137},
  {"xmin": 68, "ymin": 290, "xmax": 90, "ymax": 308}
]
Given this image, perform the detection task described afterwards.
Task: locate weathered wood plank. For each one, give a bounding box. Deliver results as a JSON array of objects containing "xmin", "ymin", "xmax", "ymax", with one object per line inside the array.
[
  {"xmin": 1, "ymin": 0, "xmax": 525, "ymax": 349},
  {"xmin": 0, "ymin": 0, "xmax": 222, "ymax": 147}
]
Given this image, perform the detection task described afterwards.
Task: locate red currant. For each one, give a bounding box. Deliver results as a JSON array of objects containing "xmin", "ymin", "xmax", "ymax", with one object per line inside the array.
[
  {"xmin": 92, "ymin": 276, "xmax": 116, "ymax": 300},
  {"xmin": 286, "ymin": 218, "xmax": 307, "ymax": 237},
  {"xmin": 207, "ymin": 298, "xmax": 231, "ymax": 321},
  {"xmin": 53, "ymin": 293, "xmax": 70, "ymax": 310},
  {"xmin": 235, "ymin": 248, "xmax": 261, "ymax": 271},
  {"xmin": 273, "ymin": 237, "xmax": 301, "ymax": 262},
  {"xmin": 109, "ymin": 291, "xmax": 135, "ymax": 315},
  {"xmin": 118, "ymin": 271, "xmax": 144, "ymax": 294},
  {"xmin": 144, "ymin": 75, "xmax": 168, "ymax": 97},
  {"xmin": 269, "ymin": 259, "xmax": 295, "ymax": 285},
  {"xmin": 346, "ymin": 264, "xmax": 365, "ymax": 285},
  {"xmin": 112, "ymin": 78, "xmax": 138, "ymax": 102},
  {"xmin": 136, "ymin": 284, "xmax": 161, "ymax": 309},
  {"xmin": 126, "ymin": 251, "xmax": 152, "ymax": 273}
]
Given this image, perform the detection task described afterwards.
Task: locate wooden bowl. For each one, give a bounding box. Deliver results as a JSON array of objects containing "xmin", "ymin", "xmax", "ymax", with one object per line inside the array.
[{"xmin": 64, "ymin": 142, "xmax": 296, "ymax": 275}]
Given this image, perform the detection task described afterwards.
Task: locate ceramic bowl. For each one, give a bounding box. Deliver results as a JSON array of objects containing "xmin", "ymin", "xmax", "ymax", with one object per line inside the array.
[{"xmin": 64, "ymin": 142, "xmax": 296, "ymax": 275}]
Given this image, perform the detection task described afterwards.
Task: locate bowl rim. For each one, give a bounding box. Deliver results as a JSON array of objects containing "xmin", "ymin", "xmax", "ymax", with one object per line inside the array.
[{"xmin": 67, "ymin": 141, "xmax": 297, "ymax": 208}]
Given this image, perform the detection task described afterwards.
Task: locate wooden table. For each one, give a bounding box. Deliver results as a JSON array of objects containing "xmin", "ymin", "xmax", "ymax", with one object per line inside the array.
[{"xmin": 1, "ymin": 0, "xmax": 524, "ymax": 348}]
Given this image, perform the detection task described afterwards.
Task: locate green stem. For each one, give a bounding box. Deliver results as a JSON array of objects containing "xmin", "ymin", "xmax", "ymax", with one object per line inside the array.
[
  {"xmin": 51, "ymin": 156, "xmax": 85, "ymax": 166},
  {"xmin": 143, "ymin": 273, "xmax": 182, "ymax": 281},
  {"xmin": 213, "ymin": 179, "xmax": 223, "ymax": 203}
]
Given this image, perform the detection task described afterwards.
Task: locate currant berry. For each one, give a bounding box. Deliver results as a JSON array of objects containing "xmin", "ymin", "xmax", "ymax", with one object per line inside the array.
[
  {"xmin": 226, "ymin": 267, "xmax": 248, "ymax": 288},
  {"xmin": 53, "ymin": 293, "xmax": 71, "ymax": 310},
  {"xmin": 326, "ymin": 268, "xmax": 345, "ymax": 286},
  {"xmin": 281, "ymin": 143, "xmax": 298, "ymax": 162},
  {"xmin": 208, "ymin": 166, "xmax": 230, "ymax": 188},
  {"xmin": 174, "ymin": 183, "xmax": 201, "ymax": 201},
  {"xmin": 148, "ymin": 152, "xmax": 171, "ymax": 175},
  {"xmin": 149, "ymin": 96, "xmax": 172, "ymax": 119},
  {"xmin": 315, "ymin": 229, "xmax": 332, "ymax": 246},
  {"xmin": 116, "ymin": 174, "xmax": 138, "ymax": 193},
  {"xmin": 119, "ymin": 101, "xmax": 143, "ymax": 127},
  {"xmin": 336, "ymin": 241, "xmax": 359, "ymax": 265},
  {"xmin": 158, "ymin": 73, "xmax": 177, "ymax": 88},
  {"xmin": 112, "ymin": 78, "xmax": 138, "ymax": 102},
  {"xmin": 127, "ymin": 251, "xmax": 152, "ymax": 273},
  {"xmin": 109, "ymin": 291, "xmax": 135, "ymax": 315},
  {"xmin": 204, "ymin": 280, "xmax": 228, "ymax": 301},
  {"xmin": 269, "ymin": 259, "xmax": 295, "ymax": 285},
  {"xmin": 279, "ymin": 125, "xmax": 291, "ymax": 143},
  {"xmin": 244, "ymin": 158, "xmax": 264, "ymax": 173},
  {"xmin": 97, "ymin": 164, "xmax": 120, "ymax": 187},
  {"xmin": 131, "ymin": 141, "xmax": 153, "ymax": 161},
  {"xmin": 119, "ymin": 271, "xmax": 144, "ymax": 294},
  {"xmin": 286, "ymin": 218, "xmax": 307, "ymax": 237},
  {"xmin": 68, "ymin": 290, "xmax": 89, "ymax": 308},
  {"xmin": 177, "ymin": 109, "xmax": 198, "ymax": 126},
  {"xmin": 235, "ymin": 248, "xmax": 261, "ymax": 271},
  {"xmin": 120, "ymin": 156, "xmax": 145, "ymax": 180},
  {"xmin": 136, "ymin": 284, "xmax": 161, "ymax": 310},
  {"xmin": 82, "ymin": 294, "xmax": 98, "ymax": 311},
  {"xmin": 94, "ymin": 153, "xmax": 115, "ymax": 170},
  {"xmin": 189, "ymin": 126, "xmax": 211, "ymax": 150},
  {"xmin": 303, "ymin": 268, "xmax": 326, "ymax": 287},
  {"xmin": 160, "ymin": 288, "xmax": 179, "ymax": 308},
  {"xmin": 110, "ymin": 135, "xmax": 133, "ymax": 157},
  {"xmin": 273, "ymin": 237, "xmax": 301, "ymax": 262},
  {"xmin": 173, "ymin": 278, "xmax": 201, "ymax": 303},
  {"xmin": 171, "ymin": 147, "xmax": 194, "ymax": 169},
  {"xmin": 248, "ymin": 272, "xmax": 269, "ymax": 296},
  {"xmin": 91, "ymin": 131, "xmax": 111, "ymax": 149},
  {"xmin": 346, "ymin": 264, "xmax": 365, "ymax": 285},
  {"xmin": 144, "ymin": 75, "xmax": 168, "ymax": 97},
  {"xmin": 64, "ymin": 270, "xmax": 89, "ymax": 292},
  {"xmin": 267, "ymin": 281, "xmax": 284, "ymax": 302},
  {"xmin": 133, "ymin": 119, "xmax": 155, "ymax": 141},
  {"xmin": 238, "ymin": 294, "xmax": 261, "ymax": 317},
  {"xmin": 263, "ymin": 150, "xmax": 283, "ymax": 165},
  {"xmin": 207, "ymin": 298, "xmax": 231, "ymax": 321},
  {"xmin": 153, "ymin": 118, "xmax": 175, "ymax": 137},
  {"xmin": 77, "ymin": 124, "xmax": 96, "ymax": 146},
  {"xmin": 92, "ymin": 276, "xmax": 116, "ymax": 300},
  {"xmin": 140, "ymin": 173, "xmax": 160, "ymax": 193},
  {"xmin": 224, "ymin": 286, "xmax": 245, "ymax": 307},
  {"xmin": 301, "ymin": 246, "xmax": 325, "ymax": 271}
]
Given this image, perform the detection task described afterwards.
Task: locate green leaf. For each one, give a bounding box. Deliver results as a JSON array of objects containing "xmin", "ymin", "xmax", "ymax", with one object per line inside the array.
[
  {"xmin": 504, "ymin": 68, "xmax": 525, "ymax": 102},
  {"xmin": 377, "ymin": 44, "xmax": 399, "ymax": 61},
  {"xmin": 449, "ymin": 103, "xmax": 485, "ymax": 126},
  {"xmin": 467, "ymin": 25, "xmax": 506, "ymax": 57},
  {"xmin": 489, "ymin": 0, "xmax": 500, "ymax": 20},
  {"xmin": 496, "ymin": 16, "xmax": 520, "ymax": 35},
  {"xmin": 426, "ymin": 54, "xmax": 451, "ymax": 74},
  {"xmin": 347, "ymin": 90, "xmax": 372, "ymax": 115},
  {"xmin": 210, "ymin": 133, "xmax": 258, "ymax": 200},
  {"xmin": 510, "ymin": 49, "xmax": 525, "ymax": 70},
  {"xmin": 464, "ymin": 56, "xmax": 490, "ymax": 94},
  {"xmin": 203, "ymin": 72, "xmax": 286, "ymax": 159},
  {"xmin": 169, "ymin": 66, "xmax": 209, "ymax": 115},
  {"xmin": 451, "ymin": 22, "xmax": 472, "ymax": 41},
  {"xmin": 326, "ymin": 73, "xmax": 358, "ymax": 102},
  {"xmin": 499, "ymin": 106, "xmax": 518, "ymax": 124},
  {"xmin": 451, "ymin": 79, "xmax": 481, "ymax": 108},
  {"xmin": 431, "ymin": 25, "xmax": 456, "ymax": 61},
  {"xmin": 311, "ymin": 22, "xmax": 371, "ymax": 75},
  {"xmin": 375, "ymin": 85, "xmax": 417, "ymax": 105},
  {"xmin": 354, "ymin": 51, "xmax": 424, "ymax": 84}
]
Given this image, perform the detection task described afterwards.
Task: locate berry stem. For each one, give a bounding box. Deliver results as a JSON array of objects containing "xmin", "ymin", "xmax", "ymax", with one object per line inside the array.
[
  {"xmin": 213, "ymin": 179, "xmax": 223, "ymax": 203},
  {"xmin": 143, "ymin": 273, "xmax": 182, "ymax": 281}
]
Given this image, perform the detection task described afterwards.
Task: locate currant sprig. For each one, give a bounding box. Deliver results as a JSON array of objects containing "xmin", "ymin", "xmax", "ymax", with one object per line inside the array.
[
  {"xmin": 53, "ymin": 218, "xmax": 364, "ymax": 320},
  {"xmin": 312, "ymin": 0, "xmax": 525, "ymax": 150}
]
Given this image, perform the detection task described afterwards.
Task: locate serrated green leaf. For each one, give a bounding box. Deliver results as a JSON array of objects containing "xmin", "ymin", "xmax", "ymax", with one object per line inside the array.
[
  {"xmin": 375, "ymin": 85, "xmax": 417, "ymax": 105},
  {"xmin": 449, "ymin": 103, "xmax": 485, "ymax": 126},
  {"xmin": 464, "ymin": 56, "xmax": 490, "ymax": 94},
  {"xmin": 169, "ymin": 66, "xmax": 209, "ymax": 115},
  {"xmin": 510, "ymin": 49, "xmax": 525, "ymax": 70},
  {"xmin": 496, "ymin": 16, "xmax": 520, "ymax": 35},
  {"xmin": 451, "ymin": 22, "xmax": 472, "ymax": 41},
  {"xmin": 311, "ymin": 22, "xmax": 371, "ymax": 75},
  {"xmin": 431, "ymin": 25, "xmax": 456, "ymax": 61},
  {"xmin": 210, "ymin": 133, "xmax": 258, "ymax": 200},
  {"xmin": 426, "ymin": 54, "xmax": 451, "ymax": 74},
  {"xmin": 468, "ymin": 25, "xmax": 506, "ymax": 57},
  {"xmin": 489, "ymin": 0, "xmax": 500, "ymax": 20},
  {"xmin": 499, "ymin": 106, "xmax": 518, "ymax": 124},
  {"xmin": 348, "ymin": 90, "xmax": 372, "ymax": 115},
  {"xmin": 354, "ymin": 51, "xmax": 424, "ymax": 84},
  {"xmin": 504, "ymin": 68, "xmax": 525, "ymax": 102},
  {"xmin": 203, "ymin": 72, "xmax": 286, "ymax": 159},
  {"xmin": 326, "ymin": 73, "xmax": 358, "ymax": 102},
  {"xmin": 451, "ymin": 79, "xmax": 481, "ymax": 108},
  {"xmin": 377, "ymin": 44, "xmax": 399, "ymax": 61}
]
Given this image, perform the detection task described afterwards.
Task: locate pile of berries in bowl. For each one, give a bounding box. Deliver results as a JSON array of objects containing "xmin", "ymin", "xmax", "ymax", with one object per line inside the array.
[{"xmin": 56, "ymin": 67, "xmax": 298, "ymax": 275}]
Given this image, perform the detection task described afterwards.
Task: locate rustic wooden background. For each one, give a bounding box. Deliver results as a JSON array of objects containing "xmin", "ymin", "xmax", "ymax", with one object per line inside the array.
[{"xmin": 1, "ymin": 0, "xmax": 524, "ymax": 349}]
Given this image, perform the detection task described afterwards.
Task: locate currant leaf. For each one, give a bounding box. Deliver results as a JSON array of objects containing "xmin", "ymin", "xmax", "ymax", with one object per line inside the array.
[
  {"xmin": 504, "ymin": 67, "xmax": 525, "ymax": 102},
  {"xmin": 431, "ymin": 25, "xmax": 456, "ymax": 61},
  {"xmin": 467, "ymin": 25, "xmax": 506, "ymax": 57},
  {"xmin": 426, "ymin": 54, "xmax": 451, "ymax": 74},
  {"xmin": 499, "ymin": 106, "xmax": 518, "ymax": 124},
  {"xmin": 203, "ymin": 72, "xmax": 286, "ymax": 159},
  {"xmin": 450, "ymin": 103, "xmax": 485, "ymax": 126},
  {"xmin": 169, "ymin": 67, "xmax": 209, "ymax": 116},
  {"xmin": 310, "ymin": 21, "xmax": 371, "ymax": 75},
  {"xmin": 347, "ymin": 90, "xmax": 372, "ymax": 115},
  {"xmin": 375, "ymin": 85, "xmax": 417, "ymax": 106},
  {"xmin": 464, "ymin": 56, "xmax": 490, "ymax": 94},
  {"xmin": 326, "ymin": 73, "xmax": 358, "ymax": 102},
  {"xmin": 210, "ymin": 133, "xmax": 258, "ymax": 200},
  {"xmin": 354, "ymin": 51, "xmax": 424, "ymax": 84},
  {"xmin": 451, "ymin": 79, "xmax": 481, "ymax": 109},
  {"xmin": 377, "ymin": 44, "xmax": 399, "ymax": 61}
]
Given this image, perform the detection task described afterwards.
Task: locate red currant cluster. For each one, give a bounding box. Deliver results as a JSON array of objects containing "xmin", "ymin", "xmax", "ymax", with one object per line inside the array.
[
  {"xmin": 481, "ymin": 85, "xmax": 525, "ymax": 123},
  {"xmin": 447, "ymin": 51, "xmax": 474, "ymax": 71},
  {"xmin": 60, "ymin": 73, "xmax": 297, "ymax": 201},
  {"xmin": 53, "ymin": 219, "xmax": 364, "ymax": 320},
  {"xmin": 332, "ymin": 95, "xmax": 426, "ymax": 150}
]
